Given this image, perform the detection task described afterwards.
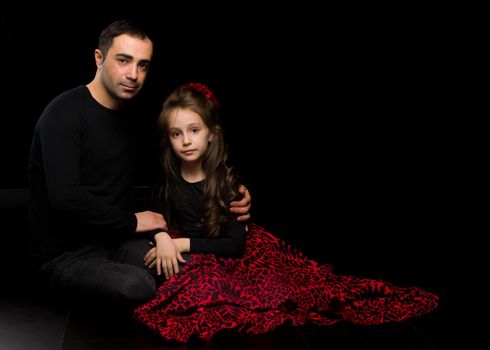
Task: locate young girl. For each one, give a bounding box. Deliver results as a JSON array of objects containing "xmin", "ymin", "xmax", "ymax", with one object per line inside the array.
[
  {"xmin": 143, "ymin": 82, "xmax": 245, "ymax": 280},
  {"xmin": 135, "ymin": 83, "xmax": 439, "ymax": 343}
]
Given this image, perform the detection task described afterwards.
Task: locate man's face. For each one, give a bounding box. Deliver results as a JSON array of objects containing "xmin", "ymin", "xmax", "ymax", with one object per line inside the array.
[{"xmin": 100, "ymin": 34, "xmax": 153, "ymax": 101}]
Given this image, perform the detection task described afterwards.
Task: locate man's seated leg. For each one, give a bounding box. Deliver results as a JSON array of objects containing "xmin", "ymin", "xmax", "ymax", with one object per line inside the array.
[
  {"xmin": 42, "ymin": 244, "xmax": 156, "ymax": 306},
  {"xmin": 109, "ymin": 236, "xmax": 150, "ymax": 269}
]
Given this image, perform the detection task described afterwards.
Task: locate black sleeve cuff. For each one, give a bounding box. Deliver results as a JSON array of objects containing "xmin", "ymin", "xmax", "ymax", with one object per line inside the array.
[{"xmin": 145, "ymin": 228, "xmax": 167, "ymax": 242}]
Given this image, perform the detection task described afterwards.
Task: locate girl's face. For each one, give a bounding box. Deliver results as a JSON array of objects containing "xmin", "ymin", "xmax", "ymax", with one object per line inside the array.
[{"xmin": 167, "ymin": 108, "xmax": 213, "ymax": 164}]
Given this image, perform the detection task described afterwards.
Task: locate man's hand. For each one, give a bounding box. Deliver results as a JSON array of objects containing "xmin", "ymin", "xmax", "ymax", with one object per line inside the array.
[
  {"xmin": 229, "ymin": 185, "xmax": 251, "ymax": 222},
  {"xmin": 135, "ymin": 211, "xmax": 167, "ymax": 233}
]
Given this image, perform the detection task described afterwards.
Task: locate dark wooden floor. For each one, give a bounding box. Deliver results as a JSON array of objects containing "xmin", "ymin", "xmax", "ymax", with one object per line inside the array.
[{"xmin": 0, "ymin": 263, "xmax": 451, "ymax": 350}]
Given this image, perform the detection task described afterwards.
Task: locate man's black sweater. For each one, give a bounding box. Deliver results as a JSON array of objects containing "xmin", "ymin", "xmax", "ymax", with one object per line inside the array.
[{"xmin": 28, "ymin": 86, "xmax": 137, "ymax": 261}]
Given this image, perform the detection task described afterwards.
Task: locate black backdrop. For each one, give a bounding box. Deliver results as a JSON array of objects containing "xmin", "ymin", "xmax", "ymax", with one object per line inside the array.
[{"xmin": 1, "ymin": 9, "xmax": 456, "ymax": 292}]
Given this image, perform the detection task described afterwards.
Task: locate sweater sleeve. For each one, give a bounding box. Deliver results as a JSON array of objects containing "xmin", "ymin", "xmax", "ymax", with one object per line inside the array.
[{"xmin": 189, "ymin": 216, "xmax": 246, "ymax": 257}]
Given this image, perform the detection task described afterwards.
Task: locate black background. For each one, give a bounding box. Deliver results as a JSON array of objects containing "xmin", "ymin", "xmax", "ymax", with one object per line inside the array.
[{"xmin": 1, "ymin": 7, "xmax": 459, "ymax": 293}]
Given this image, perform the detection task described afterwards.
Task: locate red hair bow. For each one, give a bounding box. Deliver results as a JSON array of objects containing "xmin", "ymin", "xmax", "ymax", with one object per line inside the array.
[{"xmin": 181, "ymin": 82, "xmax": 220, "ymax": 110}]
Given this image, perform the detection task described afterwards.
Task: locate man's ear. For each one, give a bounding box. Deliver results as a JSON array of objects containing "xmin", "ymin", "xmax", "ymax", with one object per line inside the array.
[{"xmin": 94, "ymin": 49, "xmax": 104, "ymax": 68}]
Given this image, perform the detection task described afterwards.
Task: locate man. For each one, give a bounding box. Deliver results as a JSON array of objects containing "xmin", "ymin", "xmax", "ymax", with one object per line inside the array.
[{"xmin": 28, "ymin": 19, "xmax": 251, "ymax": 306}]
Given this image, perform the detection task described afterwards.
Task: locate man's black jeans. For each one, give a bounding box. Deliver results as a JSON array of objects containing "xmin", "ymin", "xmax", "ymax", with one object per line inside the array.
[{"xmin": 41, "ymin": 236, "xmax": 156, "ymax": 306}]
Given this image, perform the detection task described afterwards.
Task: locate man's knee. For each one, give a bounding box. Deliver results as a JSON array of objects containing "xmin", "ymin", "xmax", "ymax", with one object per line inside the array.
[
  {"xmin": 115, "ymin": 269, "xmax": 156, "ymax": 305},
  {"xmin": 111, "ymin": 238, "xmax": 151, "ymax": 267}
]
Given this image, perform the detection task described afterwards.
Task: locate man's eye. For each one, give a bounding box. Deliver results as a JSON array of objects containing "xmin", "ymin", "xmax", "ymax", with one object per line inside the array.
[{"xmin": 139, "ymin": 62, "xmax": 150, "ymax": 71}]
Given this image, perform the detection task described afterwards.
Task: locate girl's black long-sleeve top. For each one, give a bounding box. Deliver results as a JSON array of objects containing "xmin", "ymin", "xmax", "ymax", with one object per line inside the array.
[{"xmin": 154, "ymin": 174, "xmax": 246, "ymax": 258}]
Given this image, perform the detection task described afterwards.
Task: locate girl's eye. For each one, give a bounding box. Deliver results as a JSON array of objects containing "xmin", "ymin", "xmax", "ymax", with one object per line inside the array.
[
  {"xmin": 170, "ymin": 131, "xmax": 180, "ymax": 138},
  {"xmin": 191, "ymin": 128, "xmax": 199, "ymax": 133}
]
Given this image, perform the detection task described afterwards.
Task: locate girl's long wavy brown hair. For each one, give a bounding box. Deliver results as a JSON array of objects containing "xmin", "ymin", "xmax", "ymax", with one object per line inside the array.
[{"xmin": 158, "ymin": 83, "xmax": 240, "ymax": 238}]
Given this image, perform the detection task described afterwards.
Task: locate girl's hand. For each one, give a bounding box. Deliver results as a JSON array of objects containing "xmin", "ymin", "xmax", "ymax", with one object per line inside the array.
[
  {"xmin": 145, "ymin": 232, "xmax": 186, "ymax": 279},
  {"xmin": 144, "ymin": 243, "xmax": 157, "ymax": 267}
]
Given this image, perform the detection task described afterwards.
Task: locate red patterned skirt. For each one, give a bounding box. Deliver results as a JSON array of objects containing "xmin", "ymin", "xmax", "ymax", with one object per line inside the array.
[{"xmin": 134, "ymin": 225, "xmax": 439, "ymax": 342}]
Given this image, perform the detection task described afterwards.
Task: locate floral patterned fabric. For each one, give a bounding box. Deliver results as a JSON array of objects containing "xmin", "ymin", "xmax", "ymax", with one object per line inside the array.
[{"xmin": 134, "ymin": 225, "xmax": 439, "ymax": 342}]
